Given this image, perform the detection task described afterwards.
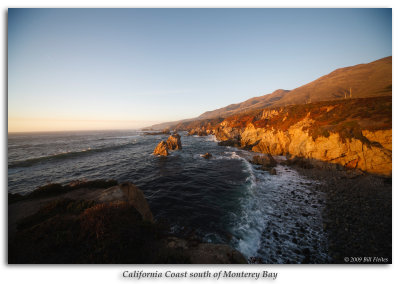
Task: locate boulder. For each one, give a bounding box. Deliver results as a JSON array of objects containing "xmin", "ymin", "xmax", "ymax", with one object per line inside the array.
[
  {"xmin": 166, "ymin": 134, "xmax": 182, "ymax": 150},
  {"xmin": 162, "ymin": 128, "xmax": 171, "ymax": 134},
  {"xmin": 119, "ymin": 182, "xmax": 154, "ymax": 222},
  {"xmin": 165, "ymin": 237, "xmax": 247, "ymax": 264},
  {"xmin": 285, "ymin": 156, "xmax": 314, "ymax": 169},
  {"xmin": 269, "ymin": 168, "xmax": 277, "ymax": 175},
  {"xmin": 201, "ymin": 153, "xmax": 212, "ymax": 159},
  {"xmin": 251, "ymin": 154, "xmax": 277, "ymax": 169},
  {"xmin": 189, "ymin": 243, "xmax": 247, "ymax": 264},
  {"xmin": 153, "ymin": 141, "xmax": 169, "ymax": 156},
  {"xmin": 218, "ymin": 139, "xmax": 241, "ymax": 147}
]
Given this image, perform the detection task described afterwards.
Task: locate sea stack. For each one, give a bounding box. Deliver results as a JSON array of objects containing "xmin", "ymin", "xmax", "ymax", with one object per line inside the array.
[
  {"xmin": 166, "ymin": 133, "xmax": 182, "ymax": 150},
  {"xmin": 153, "ymin": 140, "xmax": 169, "ymax": 156},
  {"xmin": 154, "ymin": 134, "xmax": 182, "ymax": 156}
]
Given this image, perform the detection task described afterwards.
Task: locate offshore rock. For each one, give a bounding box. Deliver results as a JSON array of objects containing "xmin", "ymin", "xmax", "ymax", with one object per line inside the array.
[
  {"xmin": 153, "ymin": 141, "xmax": 169, "ymax": 156},
  {"xmin": 166, "ymin": 134, "xmax": 182, "ymax": 150},
  {"xmin": 201, "ymin": 153, "xmax": 212, "ymax": 159}
]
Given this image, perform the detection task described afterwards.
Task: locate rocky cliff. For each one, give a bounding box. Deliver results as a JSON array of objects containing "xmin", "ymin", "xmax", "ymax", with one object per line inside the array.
[{"xmin": 179, "ymin": 97, "xmax": 392, "ymax": 176}]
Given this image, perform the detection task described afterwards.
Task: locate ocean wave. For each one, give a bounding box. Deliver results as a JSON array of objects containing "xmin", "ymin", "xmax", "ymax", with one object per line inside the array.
[
  {"xmin": 8, "ymin": 142, "xmax": 133, "ymax": 169},
  {"xmin": 204, "ymin": 135, "xmax": 218, "ymax": 142},
  {"xmin": 214, "ymin": 151, "xmax": 242, "ymax": 160},
  {"xmin": 221, "ymin": 151, "xmax": 257, "ymax": 188}
]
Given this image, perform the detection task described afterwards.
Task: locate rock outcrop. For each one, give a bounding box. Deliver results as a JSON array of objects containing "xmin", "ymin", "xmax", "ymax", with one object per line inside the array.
[
  {"xmin": 153, "ymin": 134, "xmax": 183, "ymax": 156},
  {"xmin": 250, "ymin": 154, "xmax": 277, "ymax": 171},
  {"xmin": 153, "ymin": 141, "xmax": 169, "ymax": 156},
  {"xmin": 166, "ymin": 133, "xmax": 182, "ymax": 150},
  {"xmin": 165, "ymin": 237, "xmax": 247, "ymax": 264},
  {"xmin": 201, "ymin": 97, "xmax": 392, "ymax": 176},
  {"xmin": 238, "ymin": 124, "xmax": 392, "ymax": 176},
  {"xmin": 217, "ymin": 139, "xmax": 240, "ymax": 147},
  {"xmin": 201, "ymin": 153, "xmax": 212, "ymax": 159},
  {"xmin": 9, "ymin": 180, "xmax": 247, "ymax": 264},
  {"xmin": 119, "ymin": 182, "xmax": 154, "ymax": 222},
  {"xmin": 188, "ymin": 128, "xmax": 208, "ymax": 136}
]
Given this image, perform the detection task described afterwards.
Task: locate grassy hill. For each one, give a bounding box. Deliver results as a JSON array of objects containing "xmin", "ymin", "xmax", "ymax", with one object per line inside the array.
[
  {"xmin": 196, "ymin": 56, "xmax": 392, "ymax": 119},
  {"xmin": 150, "ymin": 56, "xmax": 391, "ymax": 129}
]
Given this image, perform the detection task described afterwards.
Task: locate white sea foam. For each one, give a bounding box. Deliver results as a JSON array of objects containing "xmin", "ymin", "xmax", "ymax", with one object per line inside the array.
[
  {"xmin": 228, "ymin": 155, "xmax": 329, "ymax": 263},
  {"xmin": 205, "ymin": 135, "xmax": 218, "ymax": 142}
]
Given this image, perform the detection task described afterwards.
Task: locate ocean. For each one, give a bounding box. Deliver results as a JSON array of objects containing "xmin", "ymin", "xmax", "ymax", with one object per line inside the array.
[{"xmin": 8, "ymin": 130, "xmax": 329, "ymax": 263}]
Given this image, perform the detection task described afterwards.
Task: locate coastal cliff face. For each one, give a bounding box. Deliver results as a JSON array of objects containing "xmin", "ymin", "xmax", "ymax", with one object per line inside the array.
[
  {"xmin": 179, "ymin": 97, "xmax": 392, "ymax": 176},
  {"xmin": 235, "ymin": 122, "xmax": 391, "ymax": 176}
]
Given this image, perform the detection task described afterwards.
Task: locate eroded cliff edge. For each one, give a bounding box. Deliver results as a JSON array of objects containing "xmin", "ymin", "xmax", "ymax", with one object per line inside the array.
[{"xmin": 176, "ymin": 96, "xmax": 392, "ymax": 176}]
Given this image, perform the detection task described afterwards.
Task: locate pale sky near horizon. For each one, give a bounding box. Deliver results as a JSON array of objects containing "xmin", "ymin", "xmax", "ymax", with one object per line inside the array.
[{"xmin": 8, "ymin": 8, "xmax": 392, "ymax": 132}]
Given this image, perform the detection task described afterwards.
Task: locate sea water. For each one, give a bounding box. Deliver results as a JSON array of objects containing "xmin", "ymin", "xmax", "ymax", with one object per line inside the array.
[{"xmin": 8, "ymin": 130, "xmax": 329, "ymax": 263}]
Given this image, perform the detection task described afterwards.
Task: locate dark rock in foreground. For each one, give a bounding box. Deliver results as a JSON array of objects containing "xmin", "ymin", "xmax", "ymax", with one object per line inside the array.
[
  {"xmin": 119, "ymin": 182, "xmax": 154, "ymax": 222},
  {"xmin": 165, "ymin": 237, "xmax": 246, "ymax": 264},
  {"xmin": 8, "ymin": 181, "xmax": 247, "ymax": 264}
]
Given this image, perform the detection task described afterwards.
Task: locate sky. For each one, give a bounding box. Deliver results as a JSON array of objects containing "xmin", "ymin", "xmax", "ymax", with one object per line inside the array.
[{"xmin": 8, "ymin": 8, "xmax": 392, "ymax": 132}]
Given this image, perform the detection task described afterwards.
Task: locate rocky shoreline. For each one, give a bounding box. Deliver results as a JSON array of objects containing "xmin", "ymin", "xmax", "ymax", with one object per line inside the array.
[
  {"xmin": 171, "ymin": 97, "xmax": 392, "ymax": 176},
  {"xmin": 292, "ymin": 164, "xmax": 392, "ymax": 263},
  {"xmin": 217, "ymin": 132, "xmax": 392, "ymax": 264},
  {"xmin": 8, "ymin": 129, "xmax": 392, "ymax": 264},
  {"xmin": 185, "ymin": 129, "xmax": 392, "ymax": 264},
  {"xmin": 149, "ymin": 126, "xmax": 392, "ymax": 263}
]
